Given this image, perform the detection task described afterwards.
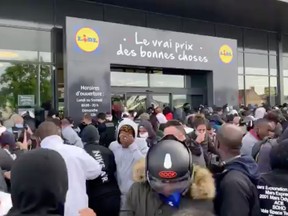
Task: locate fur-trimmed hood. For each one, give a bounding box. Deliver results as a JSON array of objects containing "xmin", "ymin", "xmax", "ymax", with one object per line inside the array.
[{"xmin": 133, "ymin": 158, "xmax": 215, "ymax": 200}]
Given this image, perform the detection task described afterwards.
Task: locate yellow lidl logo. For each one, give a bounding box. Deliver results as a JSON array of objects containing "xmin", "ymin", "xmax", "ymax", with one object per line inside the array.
[
  {"xmin": 75, "ymin": 28, "xmax": 99, "ymax": 52},
  {"xmin": 219, "ymin": 45, "xmax": 233, "ymax": 64}
]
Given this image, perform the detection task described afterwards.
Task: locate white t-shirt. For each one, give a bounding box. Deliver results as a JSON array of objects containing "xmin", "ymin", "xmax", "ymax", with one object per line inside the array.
[{"xmin": 156, "ymin": 113, "xmax": 168, "ymax": 124}]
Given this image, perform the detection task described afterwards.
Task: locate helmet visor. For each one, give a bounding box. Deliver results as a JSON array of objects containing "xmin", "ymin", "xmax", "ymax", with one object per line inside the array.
[{"xmin": 147, "ymin": 172, "xmax": 191, "ymax": 196}]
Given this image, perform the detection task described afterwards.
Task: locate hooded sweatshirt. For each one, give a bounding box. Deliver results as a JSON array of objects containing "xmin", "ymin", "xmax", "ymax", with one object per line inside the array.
[
  {"xmin": 7, "ymin": 148, "xmax": 68, "ymax": 216},
  {"xmin": 138, "ymin": 120, "xmax": 157, "ymax": 147},
  {"xmin": 83, "ymin": 125, "xmax": 120, "ymax": 199},
  {"xmin": 214, "ymin": 155, "xmax": 261, "ymax": 216},
  {"xmin": 41, "ymin": 135, "xmax": 102, "ymax": 216},
  {"xmin": 109, "ymin": 119, "xmax": 149, "ymax": 208}
]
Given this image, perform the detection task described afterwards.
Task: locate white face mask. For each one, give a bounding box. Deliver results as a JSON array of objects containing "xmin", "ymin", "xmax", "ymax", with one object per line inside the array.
[
  {"xmin": 106, "ymin": 116, "xmax": 113, "ymax": 121},
  {"xmin": 139, "ymin": 132, "xmax": 149, "ymax": 138}
]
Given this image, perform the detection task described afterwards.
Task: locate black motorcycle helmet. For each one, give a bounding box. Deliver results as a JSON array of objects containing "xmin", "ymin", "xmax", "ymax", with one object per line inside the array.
[{"xmin": 146, "ymin": 138, "xmax": 193, "ymax": 195}]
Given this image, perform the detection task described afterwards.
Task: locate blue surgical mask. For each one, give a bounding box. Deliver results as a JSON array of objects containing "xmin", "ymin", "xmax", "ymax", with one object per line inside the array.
[{"xmin": 159, "ymin": 192, "xmax": 181, "ymax": 208}]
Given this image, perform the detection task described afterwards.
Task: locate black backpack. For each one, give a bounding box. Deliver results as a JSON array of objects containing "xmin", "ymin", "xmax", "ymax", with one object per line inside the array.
[{"xmin": 251, "ymin": 138, "xmax": 277, "ymax": 162}]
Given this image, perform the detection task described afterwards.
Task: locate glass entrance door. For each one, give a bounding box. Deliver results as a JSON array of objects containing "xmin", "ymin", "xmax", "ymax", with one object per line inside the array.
[{"xmin": 126, "ymin": 93, "xmax": 148, "ymax": 113}]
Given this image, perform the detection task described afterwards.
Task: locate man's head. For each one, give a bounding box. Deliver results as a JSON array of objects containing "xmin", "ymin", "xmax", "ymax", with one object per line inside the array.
[
  {"xmin": 155, "ymin": 106, "xmax": 162, "ymax": 114},
  {"xmin": 146, "ymin": 139, "xmax": 192, "ymax": 197},
  {"xmin": 233, "ymin": 116, "xmax": 241, "ymax": 126},
  {"xmin": 82, "ymin": 113, "xmax": 92, "ymax": 125},
  {"xmin": 60, "ymin": 119, "xmax": 71, "ymax": 129},
  {"xmin": 254, "ymin": 118, "xmax": 275, "ymax": 140},
  {"xmin": 216, "ymin": 124, "xmax": 244, "ymax": 161},
  {"xmin": 118, "ymin": 125, "xmax": 135, "ymax": 148},
  {"xmin": 163, "ymin": 120, "xmax": 186, "ymax": 142},
  {"xmin": 0, "ymin": 131, "xmax": 16, "ymax": 150},
  {"xmin": 193, "ymin": 116, "xmax": 207, "ymax": 135},
  {"xmin": 97, "ymin": 113, "xmax": 106, "ymax": 124},
  {"xmin": 35, "ymin": 121, "xmax": 60, "ymax": 141}
]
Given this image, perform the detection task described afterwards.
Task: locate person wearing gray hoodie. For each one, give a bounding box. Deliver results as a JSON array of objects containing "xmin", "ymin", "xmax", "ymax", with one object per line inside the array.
[
  {"xmin": 61, "ymin": 118, "xmax": 83, "ymax": 148},
  {"xmin": 109, "ymin": 118, "xmax": 149, "ymax": 209}
]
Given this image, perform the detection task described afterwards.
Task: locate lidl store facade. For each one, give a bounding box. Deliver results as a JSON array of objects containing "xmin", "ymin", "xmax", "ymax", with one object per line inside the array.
[{"xmin": 0, "ymin": 0, "xmax": 288, "ymax": 121}]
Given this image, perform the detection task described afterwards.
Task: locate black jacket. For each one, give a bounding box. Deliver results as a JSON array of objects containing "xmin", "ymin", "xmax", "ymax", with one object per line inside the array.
[
  {"xmin": 258, "ymin": 169, "xmax": 288, "ymax": 215},
  {"xmin": 97, "ymin": 122, "xmax": 116, "ymax": 148},
  {"xmin": 84, "ymin": 143, "xmax": 120, "ymax": 201},
  {"xmin": 7, "ymin": 148, "xmax": 68, "ymax": 216},
  {"xmin": 214, "ymin": 156, "xmax": 261, "ymax": 216}
]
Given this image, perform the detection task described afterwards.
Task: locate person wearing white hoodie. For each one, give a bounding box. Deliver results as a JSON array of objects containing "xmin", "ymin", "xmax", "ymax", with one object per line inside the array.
[
  {"xmin": 109, "ymin": 118, "xmax": 149, "ymax": 209},
  {"xmin": 35, "ymin": 121, "xmax": 102, "ymax": 216}
]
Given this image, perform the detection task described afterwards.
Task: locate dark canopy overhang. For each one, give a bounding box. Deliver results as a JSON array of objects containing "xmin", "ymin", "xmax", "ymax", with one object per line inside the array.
[{"xmin": 90, "ymin": 0, "xmax": 288, "ymax": 33}]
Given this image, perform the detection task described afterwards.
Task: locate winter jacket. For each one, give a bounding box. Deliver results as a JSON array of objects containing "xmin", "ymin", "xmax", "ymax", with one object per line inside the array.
[
  {"xmin": 84, "ymin": 142, "xmax": 121, "ymax": 211},
  {"xmin": 122, "ymin": 159, "xmax": 215, "ymax": 216},
  {"xmin": 252, "ymin": 138, "xmax": 278, "ymax": 174},
  {"xmin": 214, "ymin": 156, "xmax": 261, "ymax": 216},
  {"xmin": 138, "ymin": 120, "xmax": 157, "ymax": 147},
  {"xmin": 109, "ymin": 119, "xmax": 149, "ymax": 208},
  {"xmin": 257, "ymin": 169, "xmax": 288, "ymax": 215},
  {"xmin": 98, "ymin": 122, "xmax": 116, "ymax": 148},
  {"xmin": 241, "ymin": 129, "xmax": 260, "ymax": 156}
]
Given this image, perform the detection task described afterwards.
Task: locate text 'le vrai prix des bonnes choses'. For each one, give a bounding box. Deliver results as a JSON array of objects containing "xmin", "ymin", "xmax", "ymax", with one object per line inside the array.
[{"xmin": 117, "ymin": 32, "xmax": 208, "ymax": 63}]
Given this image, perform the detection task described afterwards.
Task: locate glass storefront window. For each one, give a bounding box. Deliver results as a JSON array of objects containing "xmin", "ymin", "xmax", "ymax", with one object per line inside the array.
[
  {"xmin": 245, "ymin": 76, "xmax": 269, "ymax": 105},
  {"xmin": 284, "ymin": 57, "xmax": 288, "ymax": 77},
  {"xmin": 238, "ymin": 76, "xmax": 245, "ymax": 105},
  {"xmin": 269, "ymin": 33, "xmax": 278, "ymax": 55},
  {"xmin": 238, "ymin": 52, "xmax": 243, "ymax": 74},
  {"xmin": 283, "ymin": 35, "xmax": 288, "ymax": 57},
  {"xmin": 0, "ymin": 62, "xmax": 52, "ymax": 112},
  {"xmin": 173, "ymin": 95, "xmax": 187, "ymax": 109},
  {"xmin": 269, "ymin": 55, "xmax": 277, "ymax": 76},
  {"xmin": 149, "ymin": 74, "xmax": 185, "ymax": 88},
  {"xmin": 126, "ymin": 94, "xmax": 147, "ymax": 112},
  {"xmin": 244, "ymin": 29, "xmax": 268, "ymax": 54},
  {"xmin": 245, "ymin": 54, "xmax": 269, "ymax": 75},
  {"xmin": 0, "ymin": 49, "xmax": 38, "ymax": 61},
  {"xmin": 0, "ymin": 27, "xmax": 51, "ymax": 56},
  {"xmin": 284, "ymin": 78, "xmax": 288, "ymax": 103},
  {"xmin": 111, "ymin": 72, "xmax": 148, "ymax": 87},
  {"xmin": 152, "ymin": 95, "xmax": 170, "ymax": 108},
  {"xmin": 269, "ymin": 77, "xmax": 278, "ymax": 106}
]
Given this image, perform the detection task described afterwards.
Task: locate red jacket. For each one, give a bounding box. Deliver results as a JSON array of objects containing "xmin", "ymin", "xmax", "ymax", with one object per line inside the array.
[{"xmin": 165, "ymin": 112, "xmax": 173, "ymax": 121}]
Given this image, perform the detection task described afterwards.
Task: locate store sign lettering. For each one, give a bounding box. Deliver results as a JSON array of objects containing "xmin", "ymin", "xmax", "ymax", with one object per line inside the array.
[{"xmin": 116, "ymin": 32, "xmax": 208, "ymax": 63}]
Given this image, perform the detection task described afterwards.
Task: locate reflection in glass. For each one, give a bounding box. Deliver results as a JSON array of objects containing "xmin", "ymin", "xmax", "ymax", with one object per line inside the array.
[
  {"xmin": 152, "ymin": 95, "xmax": 170, "ymax": 108},
  {"xmin": 40, "ymin": 52, "xmax": 52, "ymax": 63},
  {"xmin": 245, "ymin": 76, "xmax": 269, "ymax": 105},
  {"xmin": 269, "ymin": 56, "xmax": 277, "ymax": 76},
  {"xmin": 244, "ymin": 29, "xmax": 268, "ymax": 53},
  {"xmin": 0, "ymin": 49, "xmax": 37, "ymax": 61},
  {"xmin": 283, "ymin": 57, "xmax": 288, "ymax": 77},
  {"xmin": 173, "ymin": 95, "xmax": 187, "ymax": 109},
  {"xmin": 111, "ymin": 72, "xmax": 148, "ymax": 87},
  {"xmin": 269, "ymin": 33, "xmax": 277, "ymax": 55},
  {"xmin": 238, "ymin": 76, "xmax": 245, "ymax": 105},
  {"xmin": 270, "ymin": 77, "xmax": 278, "ymax": 106},
  {"xmin": 245, "ymin": 54, "xmax": 268, "ymax": 75},
  {"xmin": 150, "ymin": 74, "xmax": 184, "ymax": 88},
  {"xmin": 0, "ymin": 62, "xmax": 52, "ymax": 114},
  {"xmin": 126, "ymin": 95, "xmax": 147, "ymax": 112},
  {"xmin": 238, "ymin": 52, "xmax": 243, "ymax": 74},
  {"xmin": 284, "ymin": 78, "xmax": 288, "ymax": 103}
]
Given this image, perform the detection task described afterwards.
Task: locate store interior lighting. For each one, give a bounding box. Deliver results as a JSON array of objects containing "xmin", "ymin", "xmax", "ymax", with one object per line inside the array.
[{"xmin": 0, "ymin": 51, "xmax": 18, "ymax": 59}]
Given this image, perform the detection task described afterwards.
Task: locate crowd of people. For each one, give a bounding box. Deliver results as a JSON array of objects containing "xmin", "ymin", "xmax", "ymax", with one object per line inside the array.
[{"xmin": 0, "ymin": 102, "xmax": 287, "ymax": 216}]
